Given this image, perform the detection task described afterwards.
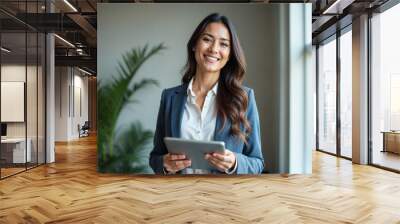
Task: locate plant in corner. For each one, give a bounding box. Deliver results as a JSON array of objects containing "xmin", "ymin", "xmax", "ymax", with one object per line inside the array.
[{"xmin": 98, "ymin": 44, "xmax": 165, "ymax": 173}]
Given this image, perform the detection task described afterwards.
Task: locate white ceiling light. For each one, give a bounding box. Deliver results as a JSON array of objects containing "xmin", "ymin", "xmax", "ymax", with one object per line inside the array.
[
  {"xmin": 63, "ymin": 0, "xmax": 78, "ymax": 12},
  {"xmin": 54, "ymin": 34, "xmax": 75, "ymax": 48},
  {"xmin": 76, "ymin": 48, "xmax": 84, "ymax": 55},
  {"xmin": 1, "ymin": 47, "xmax": 11, "ymax": 53},
  {"xmin": 322, "ymin": 0, "xmax": 355, "ymax": 15},
  {"xmin": 78, "ymin": 67, "xmax": 92, "ymax": 76}
]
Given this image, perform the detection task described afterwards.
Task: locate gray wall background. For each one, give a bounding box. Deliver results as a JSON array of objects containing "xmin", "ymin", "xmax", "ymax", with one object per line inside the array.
[{"xmin": 98, "ymin": 3, "xmax": 313, "ymax": 173}]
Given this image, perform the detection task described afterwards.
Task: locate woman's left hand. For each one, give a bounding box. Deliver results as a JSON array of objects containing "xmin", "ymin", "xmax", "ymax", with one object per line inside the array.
[{"xmin": 204, "ymin": 149, "xmax": 236, "ymax": 173}]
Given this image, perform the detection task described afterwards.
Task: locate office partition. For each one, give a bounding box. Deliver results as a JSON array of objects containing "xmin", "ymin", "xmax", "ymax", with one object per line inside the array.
[{"xmin": 0, "ymin": 1, "xmax": 47, "ymax": 179}]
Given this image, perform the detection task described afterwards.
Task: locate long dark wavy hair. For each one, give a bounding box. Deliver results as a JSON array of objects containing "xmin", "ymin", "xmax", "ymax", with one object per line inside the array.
[{"xmin": 182, "ymin": 13, "xmax": 251, "ymax": 144}]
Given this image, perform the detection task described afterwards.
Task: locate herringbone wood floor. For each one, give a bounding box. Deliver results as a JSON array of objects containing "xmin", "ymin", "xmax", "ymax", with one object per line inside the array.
[{"xmin": 1, "ymin": 136, "xmax": 400, "ymax": 224}]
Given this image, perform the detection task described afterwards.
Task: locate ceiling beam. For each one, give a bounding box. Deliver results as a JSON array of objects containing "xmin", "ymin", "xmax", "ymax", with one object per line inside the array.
[
  {"xmin": 67, "ymin": 13, "xmax": 97, "ymax": 46},
  {"xmin": 55, "ymin": 55, "xmax": 96, "ymax": 72}
]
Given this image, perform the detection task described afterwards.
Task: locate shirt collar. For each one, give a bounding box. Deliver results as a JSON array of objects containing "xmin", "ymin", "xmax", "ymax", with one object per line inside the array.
[
  {"xmin": 210, "ymin": 80, "xmax": 218, "ymax": 96},
  {"xmin": 187, "ymin": 78, "xmax": 196, "ymax": 97},
  {"xmin": 187, "ymin": 77, "xmax": 219, "ymax": 97}
]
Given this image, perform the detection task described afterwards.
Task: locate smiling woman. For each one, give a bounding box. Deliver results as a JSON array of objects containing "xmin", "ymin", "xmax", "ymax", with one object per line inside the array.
[
  {"xmin": 193, "ymin": 23, "xmax": 231, "ymax": 75},
  {"xmin": 149, "ymin": 13, "xmax": 264, "ymax": 175}
]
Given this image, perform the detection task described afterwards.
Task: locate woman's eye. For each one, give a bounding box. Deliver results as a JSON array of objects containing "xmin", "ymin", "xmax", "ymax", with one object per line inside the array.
[
  {"xmin": 221, "ymin": 43, "xmax": 229, "ymax": 48},
  {"xmin": 203, "ymin": 37, "xmax": 211, "ymax": 42}
]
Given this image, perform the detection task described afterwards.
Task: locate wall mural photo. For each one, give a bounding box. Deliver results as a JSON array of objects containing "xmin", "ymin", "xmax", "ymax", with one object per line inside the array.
[{"xmin": 97, "ymin": 3, "xmax": 313, "ymax": 174}]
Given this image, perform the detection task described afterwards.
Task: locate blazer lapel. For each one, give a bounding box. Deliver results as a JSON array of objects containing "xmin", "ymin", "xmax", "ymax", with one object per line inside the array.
[
  {"xmin": 213, "ymin": 115, "xmax": 223, "ymax": 141},
  {"xmin": 214, "ymin": 115, "xmax": 230, "ymax": 142},
  {"xmin": 170, "ymin": 84, "xmax": 188, "ymax": 138},
  {"xmin": 170, "ymin": 83, "xmax": 228, "ymax": 141}
]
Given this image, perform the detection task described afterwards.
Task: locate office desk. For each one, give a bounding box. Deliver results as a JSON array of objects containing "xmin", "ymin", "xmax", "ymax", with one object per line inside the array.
[
  {"xmin": 1, "ymin": 138, "xmax": 32, "ymax": 163},
  {"xmin": 381, "ymin": 131, "xmax": 400, "ymax": 154}
]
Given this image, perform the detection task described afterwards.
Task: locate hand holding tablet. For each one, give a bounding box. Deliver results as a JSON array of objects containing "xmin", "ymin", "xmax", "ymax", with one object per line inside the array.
[
  {"xmin": 163, "ymin": 137, "xmax": 227, "ymax": 172},
  {"xmin": 163, "ymin": 153, "xmax": 191, "ymax": 174},
  {"xmin": 204, "ymin": 150, "xmax": 236, "ymax": 173}
]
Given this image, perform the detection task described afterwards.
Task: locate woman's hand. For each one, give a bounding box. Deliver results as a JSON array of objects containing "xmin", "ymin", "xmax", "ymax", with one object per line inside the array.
[
  {"xmin": 205, "ymin": 149, "xmax": 236, "ymax": 173},
  {"xmin": 163, "ymin": 153, "xmax": 191, "ymax": 174}
]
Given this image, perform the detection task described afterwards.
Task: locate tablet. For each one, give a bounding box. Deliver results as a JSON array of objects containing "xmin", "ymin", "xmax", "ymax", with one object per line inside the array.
[{"xmin": 163, "ymin": 137, "xmax": 225, "ymax": 171}]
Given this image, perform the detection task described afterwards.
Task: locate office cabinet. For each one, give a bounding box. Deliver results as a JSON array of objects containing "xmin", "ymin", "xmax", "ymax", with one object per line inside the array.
[{"xmin": 382, "ymin": 132, "xmax": 400, "ymax": 154}]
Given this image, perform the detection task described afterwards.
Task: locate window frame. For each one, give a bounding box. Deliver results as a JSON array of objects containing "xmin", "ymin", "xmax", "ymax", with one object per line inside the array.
[{"xmin": 315, "ymin": 24, "xmax": 353, "ymax": 161}]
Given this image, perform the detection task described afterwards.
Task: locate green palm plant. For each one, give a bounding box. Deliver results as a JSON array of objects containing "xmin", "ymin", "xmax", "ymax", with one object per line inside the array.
[{"xmin": 98, "ymin": 44, "xmax": 165, "ymax": 173}]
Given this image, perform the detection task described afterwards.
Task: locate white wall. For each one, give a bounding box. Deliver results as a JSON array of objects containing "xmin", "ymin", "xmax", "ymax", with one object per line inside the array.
[
  {"xmin": 1, "ymin": 66, "xmax": 26, "ymax": 134},
  {"xmin": 72, "ymin": 72, "xmax": 89, "ymax": 138},
  {"xmin": 1, "ymin": 63, "xmax": 46, "ymax": 164},
  {"xmin": 55, "ymin": 67, "xmax": 89, "ymax": 141},
  {"xmin": 1, "ymin": 65, "xmax": 40, "ymax": 137},
  {"xmin": 55, "ymin": 66, "xmax": 68, "ymax": 141}
]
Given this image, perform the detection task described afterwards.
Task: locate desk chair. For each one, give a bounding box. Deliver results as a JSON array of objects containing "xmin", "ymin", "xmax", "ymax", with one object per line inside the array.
[{"xmin": 78, "ymin": 121, "xmax": 90, "ymax": 138}]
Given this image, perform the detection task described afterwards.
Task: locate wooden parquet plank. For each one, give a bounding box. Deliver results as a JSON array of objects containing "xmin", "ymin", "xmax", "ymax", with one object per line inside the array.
[{"xmin": 1, "ymin": 135, "xmax": 400, "ymax": 223}]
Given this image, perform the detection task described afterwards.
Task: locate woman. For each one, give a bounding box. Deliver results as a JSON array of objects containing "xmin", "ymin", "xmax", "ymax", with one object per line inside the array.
[{"xmin": 149, "ymin": 13, "xmax": 264, "ymax": 174}]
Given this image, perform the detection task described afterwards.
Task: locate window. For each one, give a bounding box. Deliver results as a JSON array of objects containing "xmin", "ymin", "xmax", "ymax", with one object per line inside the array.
[
  {"xmin": 371, "ymin": 3, "xmax": 400, "ymax": 171},
  {"xmin": 340, "ymin": 29, "xmax": 352, "ymax": 158},
  {"xmin": 318, "ymin": 37, "xmax": 337, "ymax": 154}
]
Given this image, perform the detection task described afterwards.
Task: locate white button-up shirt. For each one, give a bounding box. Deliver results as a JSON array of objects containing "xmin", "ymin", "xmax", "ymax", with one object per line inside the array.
[
  {"xmin": 180, "ymin": 78, "xmax": 218, "ymax": 174},
  {"xmin": 181, "ymin": 78, "xmax": 218, "ymax": 142}
]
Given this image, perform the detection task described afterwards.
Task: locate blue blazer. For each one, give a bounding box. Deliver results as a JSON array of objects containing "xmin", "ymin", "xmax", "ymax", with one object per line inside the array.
[{"xmin": 149, "ymin": 84, "xmax": 264, "ymax": 174}]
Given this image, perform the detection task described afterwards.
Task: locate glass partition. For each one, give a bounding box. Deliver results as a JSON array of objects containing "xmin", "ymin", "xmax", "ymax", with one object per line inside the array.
[
  {"xmin": 38, "ymin": 32, "xmax": 45, "ymax": 165},
  {"xmin": 0, "ymin": 1, "xmax": 46, "ymax": 179},
  {"xmin": 27, "ymin": 30, "xmax": 38, "ymax": 169},
  {"xmin": 1, "ymin": 30, "xmax": 28, "ymax": 177}
]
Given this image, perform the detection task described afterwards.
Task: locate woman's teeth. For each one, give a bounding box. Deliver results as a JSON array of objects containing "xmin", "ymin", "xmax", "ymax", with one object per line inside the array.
[{"xmin": 205, "ymin": 55, "xmax": 219, "ymax": 62}]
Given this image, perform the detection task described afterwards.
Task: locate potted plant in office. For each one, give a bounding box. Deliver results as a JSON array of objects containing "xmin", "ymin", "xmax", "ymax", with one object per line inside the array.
[{"xmin": 98, "ymin": 44, "xmax": 165, "ymax": 173}]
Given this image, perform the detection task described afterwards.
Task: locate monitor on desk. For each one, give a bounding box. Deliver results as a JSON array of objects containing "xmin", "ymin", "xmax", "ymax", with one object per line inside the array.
[{"xmin": 1, "ymin": 123, "xmax": 7, "ymax": 139}]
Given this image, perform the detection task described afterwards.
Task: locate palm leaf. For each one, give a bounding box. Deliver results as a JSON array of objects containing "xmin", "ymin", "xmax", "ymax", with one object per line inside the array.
[
  {"xmin": 98, "ymin": 44, "xmax": 165, "ymax": 173},
  {"xmin": 99, "ymin": 123, "xmax": 153, "ymax": 173}
]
